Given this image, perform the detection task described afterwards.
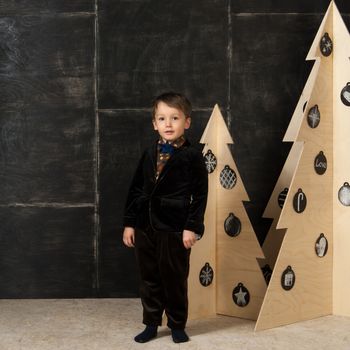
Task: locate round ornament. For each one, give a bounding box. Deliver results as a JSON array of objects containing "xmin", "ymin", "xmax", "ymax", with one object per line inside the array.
[
  {"xmin": 340, "ymin": 83, "xmax": 350, "ymax": 106},
  {"xmin": 224, "ymin": 213, "xmax": 241, "ymax": 237},
  {"xmin": 220, "ymin": 165, "xmax": 237, "ymax": 189},
  {"xmin": 338, "ymin": 182, "xmax": 350, "ymax": 206},
  {"xmin": 314, "ymin": 151, "xmax": 327, "ymax": 175},
  {"xmin": 203, "ymin": 149, "xmax": 217, "ymax": 174},
  {"xmin": 293, "ymin": 188, "xmax": 307, "ymax": 213},
  {"xmin": 278, "ymin": 188, "xmax": 289, "ymax": 209},
  {"xmin": 307, "ymin": 105, "xmax": 320, "ymax": 128},
  {"xmin": 261, "ymin": 264, "xmax": 272, "ymax": 285},
  {"xmin": 281, "ymin": 266, "xmax": 295, "ymax": 291},
  {"xmin": 232, "ymin": 283, "xmax": 250, "ymax": 307},
  {"xmin": 199, "ymin": 262, "xmax": 214, "ymax": 287},
  {"xmin": 315, "ymin": 233, "xmax": 328, "ymax": 258},
  {"xmin": 320, "ymin": 32, "xmax": 333, "ymax": 57}
]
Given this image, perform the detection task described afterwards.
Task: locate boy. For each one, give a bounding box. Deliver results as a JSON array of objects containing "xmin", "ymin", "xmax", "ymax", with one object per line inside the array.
[{"xmin": 122, "ymin": 92, "xmax": 208, "ymax": 343}]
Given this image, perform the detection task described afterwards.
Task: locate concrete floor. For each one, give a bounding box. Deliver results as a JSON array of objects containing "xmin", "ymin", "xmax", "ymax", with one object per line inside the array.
[{"xmin": 1, "ymin": 299, "xmax": 350, "ymax": 350}]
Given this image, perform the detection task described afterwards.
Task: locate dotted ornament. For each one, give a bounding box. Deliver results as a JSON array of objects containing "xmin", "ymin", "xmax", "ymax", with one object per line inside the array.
[
  {"xmin": 224, "ymin": 213, "xmax": 241, "ymax": 237},
  {"xmin": 281, "ymin": 266, "xmax": 295, "ymax": 291},
  {"xmin": 220, "ymin": 165, "xmax": 237, "ymax": 189},
  {"xmin": 261, "ymin": 264, "xmax": 272, "ymax": 285},
  {"xmin": 232, "ymin": 283, "xmax": 250, "ymax": 307},
  {"xmin": 314, "ymin": 151, "xmax": 327, "ymax": 175},
  {"xmin": 307, "ymin": 105, "xmax": 320, "ymax": 128},
  {"xmin": 320, "ymin": 32, "xmax": 333, "ymax": 57},
  {"xmin": 338, "ymin": 182, "xmax": 350, "ymax": 206},
  {"xmin": 315, "ymin": 233, "xmax": 328, "ymax": 258},
  {"xmin": 278, "ymin": 188, "xmax": 289, "ymax": 209},
  {"xmin": 340, "ymin": 83, "xmax": 350, "ymax": 106},
  {"xmin": 203, "ymin": 149, "xmax": 217, "ymax": 173},
  {"xmin": 293, "ymin": 188, "xmax": 307, "ymax": 213},
  {"xmin": 199, "ymin": 262, "xmax": 214, "ymax": 287}
]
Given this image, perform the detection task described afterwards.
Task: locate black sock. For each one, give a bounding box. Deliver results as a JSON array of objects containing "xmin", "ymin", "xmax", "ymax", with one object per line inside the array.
[
  {"xmin": 171, "ymin": 329, "xmax": 189, "ymax": 343},
  {"xmin": 134, "ymin": 325, "xmax": 158, "ymax": 343}
]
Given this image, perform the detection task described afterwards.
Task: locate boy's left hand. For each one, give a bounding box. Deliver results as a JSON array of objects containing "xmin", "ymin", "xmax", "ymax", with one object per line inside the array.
[{"xmin": 183, "ymin": 230, "xmax": 197, "ymax": 249}]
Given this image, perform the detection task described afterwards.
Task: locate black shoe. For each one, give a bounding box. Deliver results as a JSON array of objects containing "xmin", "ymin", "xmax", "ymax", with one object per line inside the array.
[
  {"xmin": 134, "ymin": 325, "xmax": 158, "ymax": 343},
  {"xmin": 171, "ymin": 329, "xmax": 189, "ymax": 343}
]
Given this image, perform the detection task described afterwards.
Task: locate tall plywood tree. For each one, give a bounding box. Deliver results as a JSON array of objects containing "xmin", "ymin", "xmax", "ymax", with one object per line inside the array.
[
  {"xmin": 256, "ymin": 1, "xmax": 350, "ymax": 330},
  {"xmin": 188, "ymin": 105, "xmax": 266, "ymax": 320}
]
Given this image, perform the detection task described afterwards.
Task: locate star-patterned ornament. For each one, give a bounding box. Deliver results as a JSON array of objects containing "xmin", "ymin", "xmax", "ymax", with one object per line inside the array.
[
  {"xmin": 232, "ymin": 283, "xmax": 250, "ymax": 307},
  {"xmin": 199, "ymin": 262, "xmax": 214, "ymax": 287},
  {"xmin": 319, "ymin": 32, "xmax": 333, "ymax": 57},
  {"xmin": 203, "ymin": 149, "xmax": 217, "ymax": 173},
  {"xmin": 220, "ymin": 165, "xmax": 237, "ymax": 189}
]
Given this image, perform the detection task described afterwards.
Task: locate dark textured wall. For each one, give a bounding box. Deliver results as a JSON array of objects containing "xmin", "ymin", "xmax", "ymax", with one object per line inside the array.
[{"xmin": 0, "ymin": 1, "xmax": 349, "ymax": 297}]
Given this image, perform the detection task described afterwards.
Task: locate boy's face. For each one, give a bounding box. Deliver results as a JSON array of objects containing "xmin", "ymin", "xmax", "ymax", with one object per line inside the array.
[{"xmin": 153, "ymin": 101, "xmax": 191, "ymax": 142}]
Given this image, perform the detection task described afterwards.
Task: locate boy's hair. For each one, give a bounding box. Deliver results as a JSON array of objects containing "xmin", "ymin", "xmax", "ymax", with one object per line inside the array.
[{"xmin": 152, "ymin": 92, "xmax": 192, "ymax": 119}]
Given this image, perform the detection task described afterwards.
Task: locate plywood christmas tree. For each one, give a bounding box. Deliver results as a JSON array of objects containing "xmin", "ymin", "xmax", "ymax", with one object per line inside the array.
[
  {"xmin": 256, "ymin": 0, "xmax": 350, "ymax": 330},
  {"xmin": 188, "ymin": 105, "xmax": 266, "ymax": 320},
  {"xmin": 259, "ymin": 142, "xmax": 303, "ymax": 276},
  {"xmin": 260, "ymin": 41, "xmax": 321, "ymax": 275}
]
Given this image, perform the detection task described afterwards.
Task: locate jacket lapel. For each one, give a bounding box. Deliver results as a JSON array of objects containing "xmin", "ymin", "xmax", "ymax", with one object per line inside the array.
[{"xmin": 148, "ymin": 140, "xmax": 158, "ymax": 176}]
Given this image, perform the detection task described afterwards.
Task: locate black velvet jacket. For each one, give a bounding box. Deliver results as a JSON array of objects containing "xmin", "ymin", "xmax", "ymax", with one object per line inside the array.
[{"xmin": 123, "ymin": 139, "xmax": 208, "ymax": 236}]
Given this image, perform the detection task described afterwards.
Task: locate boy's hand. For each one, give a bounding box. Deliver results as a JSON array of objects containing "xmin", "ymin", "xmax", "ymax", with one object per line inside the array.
[
  {"xmin": 123, "ymin": 227, "xmax": 135, "ymax": 247},
  {"xmin": 183, "ymin": 230, "xmax": 197, "ymax": 249}
]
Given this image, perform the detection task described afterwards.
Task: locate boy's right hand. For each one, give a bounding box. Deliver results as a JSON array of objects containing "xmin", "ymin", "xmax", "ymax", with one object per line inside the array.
[{"xmin": 123, "ymin": 227, "xmax": 135, "ymax": 247}]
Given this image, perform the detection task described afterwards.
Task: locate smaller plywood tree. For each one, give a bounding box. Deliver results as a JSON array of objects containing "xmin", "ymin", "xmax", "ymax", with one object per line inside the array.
[
  {"xmin": 188, "ymin": 105, "xmax": 266, "ymax": 320},
  {"xmin": 261, "ymin": 47, "xmax": 321, "ymax": 274},
  {"xmin": 260, "ymin": 142, "xmax": 303, "ymax": 276}
]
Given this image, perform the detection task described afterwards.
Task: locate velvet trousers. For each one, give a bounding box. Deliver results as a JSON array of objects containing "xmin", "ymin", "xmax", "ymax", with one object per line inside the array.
[{"xmin": 135, "ymin": 226, "xmax": 191, "ymax": 329}]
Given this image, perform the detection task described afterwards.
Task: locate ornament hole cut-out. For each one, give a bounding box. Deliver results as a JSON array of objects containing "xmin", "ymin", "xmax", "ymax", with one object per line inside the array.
[
  {"xmin": 320, "ymin": 32, "xmax": 333, "ymax": 56},
  {"xmin": 340, "ymin": 83, "xmax": 350, "ymax": 106},
  {"xmin": 261, "ymin": 264, "xmax": 272, "ymax": 285},
  {"xmin": 219, "ymin": 165, "xmax": 237, "ymax": 189},
  {"xmin": 307, "ymin": 105, "xmax": 321, "ymax": 128},
  {"xmin": 293, "ymin": 188, "xmax": 307, "ymax": 213},
  {"xmin": 338, "ymin": 182, "xmax": 350, "ymax": 206},
  {"xmin": 232, "ymin": 283, "xmax": 250, "ymax": 307},
  {"xmin": 314, "ymin": 151, "xmax": 327, "ymax": 175},
  {"xmin": 278, "ymin": 188, "xmax": 289, "ymax": 208},
  {"xmin": 204, "ymin": 149, "xmax": 217, "ymax": 174},
  {"xmin": 224, "ymin": 213, "xmax": 241, "ymax": 237},
  {"xmin": 199, "ymin": 262, "xmax": 214, "ymax": 287},
  {"xmin": 281, "ymin": 266, "xmax": 295, "ymax": 291},
  {"xmin": 315, "ymin": 233, "xmax": 328, "ymax": 258}
]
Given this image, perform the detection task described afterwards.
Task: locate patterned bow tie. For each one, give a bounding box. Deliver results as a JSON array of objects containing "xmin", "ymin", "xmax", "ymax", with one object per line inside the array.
[{"xmin": 159, "ymin": 142, "xmax": 175, "ymax": 154}]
